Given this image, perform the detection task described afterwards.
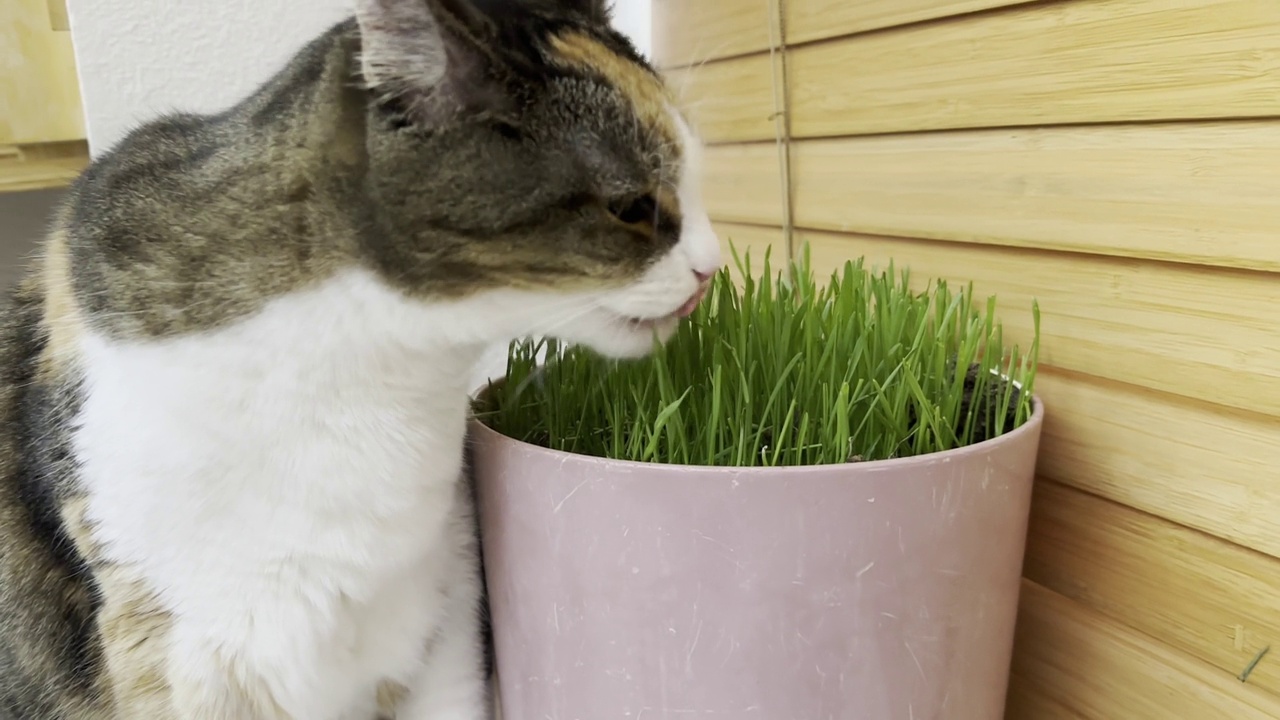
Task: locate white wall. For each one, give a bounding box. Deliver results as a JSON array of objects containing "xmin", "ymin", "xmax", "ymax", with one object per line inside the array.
[{"xmin": 67, "ymin": 0, "xmax": 652, "ymax": 155}]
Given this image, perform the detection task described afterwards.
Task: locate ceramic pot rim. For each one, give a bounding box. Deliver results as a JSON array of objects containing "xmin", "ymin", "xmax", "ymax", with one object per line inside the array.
[{"xmin": 469, "ymin": 385, "xmax": 1044, "ymax": 477}]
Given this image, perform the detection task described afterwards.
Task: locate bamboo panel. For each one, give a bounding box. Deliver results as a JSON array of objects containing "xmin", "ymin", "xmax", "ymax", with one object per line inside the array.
[
  {"xmin": 0, "ymin": 0, "xmax": 86, "ymax": 145},
  {"xmin": 1033, "ymin": 370, "xmax": 1280, "ymax": 560},
  {"xmin": 790, "ymin": 122, "xmax": 1280, "ymax": 273},
  {"xmin": 702, "ymin": 144, "xmax": 785, "ymax": 226},
  {"xmin": 0, "ymin": 141, "xmax": 88, "ymax": 193},
  {"xmin": 651, "ymin": 0, "xmax": 773, "ymax": 68},
  {"xmin": 1011, "ymin": 580, "xmax": 1280, "ymax": 719},
  {"xmin": 787, "ymin": 0, "xmax": 1036, "ymax": 46},
  {"xmin": 664, "ymin": 54, "xmax": 777, "ymax": 144},
  {"xmin": 47, "ymin": 0, "xmax": 69, "ymax": 31},
  {"xmin": 714, "ymin": 222, "xmax": 787, "ymax": 281},
  {"xmin": 787, "ymin": 0, "xmax": 1280, "ymax": 137},
  {"xmin": 715, "ymin": 223, "xmax": 1280, "ymax": 557},
  {"xmin": 1024, "ymin": 480, "xmax": 1280, "ymax": 697},
  {"xmin": 796, "ymin": 229, "xmax": 1280, "ymax": 418},
  {"xmin": 1004, "ymin": 674, "xmax": 1083, "ymax": 719}
]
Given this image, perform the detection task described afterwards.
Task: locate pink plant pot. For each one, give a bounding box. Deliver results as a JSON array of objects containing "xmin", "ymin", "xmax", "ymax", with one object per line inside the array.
[{"xmin": 470, "ymin": 397, "xmax": 1043, "ymax": 720}]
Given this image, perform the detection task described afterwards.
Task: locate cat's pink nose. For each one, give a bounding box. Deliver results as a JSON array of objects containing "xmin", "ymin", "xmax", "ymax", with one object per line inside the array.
[{"xmin": 693, "ymin": 268, "xmax": 715, "ymax": 284}]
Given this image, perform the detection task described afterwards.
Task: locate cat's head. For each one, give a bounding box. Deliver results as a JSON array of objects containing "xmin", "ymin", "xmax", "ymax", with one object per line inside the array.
[{"xmin": 353, "ymin": 0, "xmax": 721, "ymax": 358}]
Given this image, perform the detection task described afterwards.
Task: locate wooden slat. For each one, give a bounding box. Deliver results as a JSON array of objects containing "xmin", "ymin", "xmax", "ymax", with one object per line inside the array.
[
  {"xmin": 719, "ymin": 223, "xmax": 1280, "ymax": 554},
  {"xmin": 1033, "ymin": 370, "xmax": 1280, "ymax": 560},
  {"xmin": 0, "ymin": 141, "xmax": 88, "ymax": 193},
  {"xmin": 787, "ymin": 0, "xmax": 1280, "ymax": 137},
  {"xmin": 1005, "ymin": 674, "xmax": 1084, "ymax": 719},
  {"xmin": 46, "ymin": 0, "xmax": 69, "ymax": 31},
  {"xmin": 1025, "ymin": 480, "xmax": 1280, "ymax": 697},
  {"xmin": 703, "ymin": 230, "xmax": 1280, "ymax": 560},
  {"xmin": 790, "ymin": 122, "xmax": 1280, "ymax": 273},
  {"xmin": 664, "ymin": 54, "xmax": 778, "ymax": 144},
  {"xmin": 787, "ymin": 0, "xmax": 1036, "ymax": 46},
  {"xmin": 797, "ymin": 229, "xmax": 1280, "ymax": 418},
  {"xmin": 0, "ymin": 0, "xmax": 86, "ymax": 144},
  {"xmin": 713, "ymin": 222, "xmax": 787, "ymax": 283},
  {"xmin": 1011, "ymin": 580, "xmax": 1280, "ymax": 719},
  {"xmin": 651, "ymin": 0, "xmax": 773, "ymax": 68},
  {"xmin": 702, "ymin": 144, "xmax": 785, "ymax": 226}
]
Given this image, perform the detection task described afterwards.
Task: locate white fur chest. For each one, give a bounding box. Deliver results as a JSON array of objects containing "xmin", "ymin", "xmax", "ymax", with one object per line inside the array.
[{"xmin": 72, "ymin": 271, "xmax": 486, "ymax": 717}]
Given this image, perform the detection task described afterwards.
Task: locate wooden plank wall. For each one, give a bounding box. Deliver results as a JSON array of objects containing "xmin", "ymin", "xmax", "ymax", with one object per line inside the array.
[
  {"xmin": 653, "ymin": 0, "xmax": 1280, "ymax": 716},
  {"xmin": 0, "ymin": 0, "xmax": 89, "ymax": 192}
]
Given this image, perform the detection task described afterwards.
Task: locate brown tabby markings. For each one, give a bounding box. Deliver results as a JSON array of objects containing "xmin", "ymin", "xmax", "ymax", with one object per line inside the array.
[
  {"xmin": 1, "ymin": 3, "xmax": 686, "ymax": 716},
  {"xmin": 60, "ymin": 496, "xmax": 177, "ymax": 716},
  {"xmin": 37, "ymin": 227, "xmax": 86, "ymax": 379},
  {"xmin": 548, "ymin": 30, "xmax": 683, "ymax": 214},
  {"xmin": 36, "ymin": 237, "xmax": 176, "ymax": 715},
  {"xmin": 548, "ymin": 31, "xmax": 677, "ymax": 144}
]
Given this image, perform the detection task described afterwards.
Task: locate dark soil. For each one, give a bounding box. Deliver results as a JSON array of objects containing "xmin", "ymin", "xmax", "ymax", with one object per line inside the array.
[
  {"xmin": 902, "ymin": 361, "xmax": 1024, "ymax": 454},
  {"xmin": 955, "ymin": 362, "xmax": 1023, "ymax": 444}
]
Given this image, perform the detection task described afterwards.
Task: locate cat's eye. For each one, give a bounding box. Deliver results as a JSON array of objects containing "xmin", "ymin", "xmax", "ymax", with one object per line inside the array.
[
  {"xmin": 376, "ymin": 97, "xmax": 415, "ymax": 131},
  {"xmin": 607, "ymin": 194, "xmax": 658, "ymax": 226}
]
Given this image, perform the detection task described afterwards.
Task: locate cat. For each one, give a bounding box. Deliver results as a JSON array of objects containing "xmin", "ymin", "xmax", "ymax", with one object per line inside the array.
[{"xmin": 0, "ymin": 0, "xmax": 721, "ymax": 717}]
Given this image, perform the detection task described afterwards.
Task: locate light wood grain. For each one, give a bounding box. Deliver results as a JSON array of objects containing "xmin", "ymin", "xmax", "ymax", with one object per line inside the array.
[
  {"xmin": 771, "ymin": 227, "xmax": 1280, "ymax": 418},
  {"xmin": 690, "ymin": 233, "xmax": 1280, "ymax": 561},
  {"xmin": 787, "ymin": 0, "xmax": 1280, "ymax": 137},
  {"xmin": 651, "ymin": 0, "xmax": 774, "ymax": 68},
  {"xmin": 1033, "ymin": 370, "xmax": 1280, "ymax": 560},
  {"xmin": 702, "ymin": 144, "xmax": 785, "ymax": 226},
  {"xmin": 789, "ymin": 122, "xmax": 1280, "ymax": 272},
  {"xmin": 0, "ymin": 0, "xmax": 86, "ymax": 144},
  {"xmin": 701, "ymin": 145, "xmax": 783, "ymax": 225},
  {"xmin": 46, "ymin": 0, "xmax": 69, "ymax": 31},
  {"xmin": 1025, "ymin": 480, "xmax": 1280, "ymax": 697},
  {"xmin": 714, "ymin": 222, "xmax": 787, "ymax": 282},
  {"xmin": 787, "ymin": 0, "xmax": 1036, "ymax": 46},
  {"xmin": 664, "ymin": 53, "xmax": 778, "ymax": 144},
  {"xmin": 1011, "ymin": 580, "xmax": 1280, "ymax": 719},
  {"xmin": 1005, "ymin": 674, "xmax": 1084, "ymax": 719},
  {"xmin": 0, "ymin": 141, "xmax": 88, "ymax": 193}
]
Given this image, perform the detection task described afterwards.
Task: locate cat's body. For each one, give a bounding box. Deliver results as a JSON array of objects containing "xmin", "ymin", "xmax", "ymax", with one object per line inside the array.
[{"xmin": 0, "ymin": 2, "xmax": 719, "ymax": 718}]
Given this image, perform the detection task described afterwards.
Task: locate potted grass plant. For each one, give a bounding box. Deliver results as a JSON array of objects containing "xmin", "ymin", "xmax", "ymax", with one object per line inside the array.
[{"xmin": 470, "ymin": 246, "xmax": 1043, "ymax": 720}]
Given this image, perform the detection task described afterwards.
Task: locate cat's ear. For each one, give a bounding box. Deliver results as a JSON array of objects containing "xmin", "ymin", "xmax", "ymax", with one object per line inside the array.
[{"xmin": 354, "ymin": 0, "xmax": 510, "ymax": 123}]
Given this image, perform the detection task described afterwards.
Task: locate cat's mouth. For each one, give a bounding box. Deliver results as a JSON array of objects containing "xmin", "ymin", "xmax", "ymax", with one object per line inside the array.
[{"xmin": 620, "ymin": 284, "xmax": 708, "ymax": 329}]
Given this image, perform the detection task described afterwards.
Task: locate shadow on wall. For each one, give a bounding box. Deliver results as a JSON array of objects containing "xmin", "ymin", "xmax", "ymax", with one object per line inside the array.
[{"xmin": 0, "ymin": 190, "xmax": 61, "ymax": 289}]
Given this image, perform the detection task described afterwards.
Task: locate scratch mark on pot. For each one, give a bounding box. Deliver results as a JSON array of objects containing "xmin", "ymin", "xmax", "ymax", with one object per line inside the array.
[
  {"xmin": 686, "ymin": 619, "xmax": 703, "ymax": 673},
  {"xmin": 722, "ymin": 637, "xmax": 739, "ymax": 667},
  {"xmin": 856, "ymin": 561, "xmax": 875, "ymax": 578},
  {"xmin": 552, "ymin": 603, "xmax": 561, "ymax": 633},
  {"xmin": 552, "ymin": 478, "xmax": 590, "ymax": 513},
  {"xmin": 658, "ymin": 656, "xmax": 670, "ymax": 711},
  {"xmin": 693, "ymin": 530, "xmax": 735, "ymax": 555},
  {"xmin": 905, "ymin": 642, "xmax": 926, "ymax": 680}
]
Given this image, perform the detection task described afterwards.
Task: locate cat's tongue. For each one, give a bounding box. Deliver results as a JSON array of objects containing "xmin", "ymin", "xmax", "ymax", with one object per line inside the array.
[{"xmin": 675, "ymin": 284, "xmax": 709, "ymax": 318}]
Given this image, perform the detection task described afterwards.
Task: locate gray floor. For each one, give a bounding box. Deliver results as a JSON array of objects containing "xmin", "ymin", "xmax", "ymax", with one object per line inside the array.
[{"xmin": 0, "ymin": 189, "xmax": 63, "ymax": 289}]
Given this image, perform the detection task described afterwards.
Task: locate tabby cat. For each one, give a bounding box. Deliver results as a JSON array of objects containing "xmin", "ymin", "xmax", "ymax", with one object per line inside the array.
[{"xmin": 0, "ymin": 0, "xmax": 720, "ymax": 717}]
